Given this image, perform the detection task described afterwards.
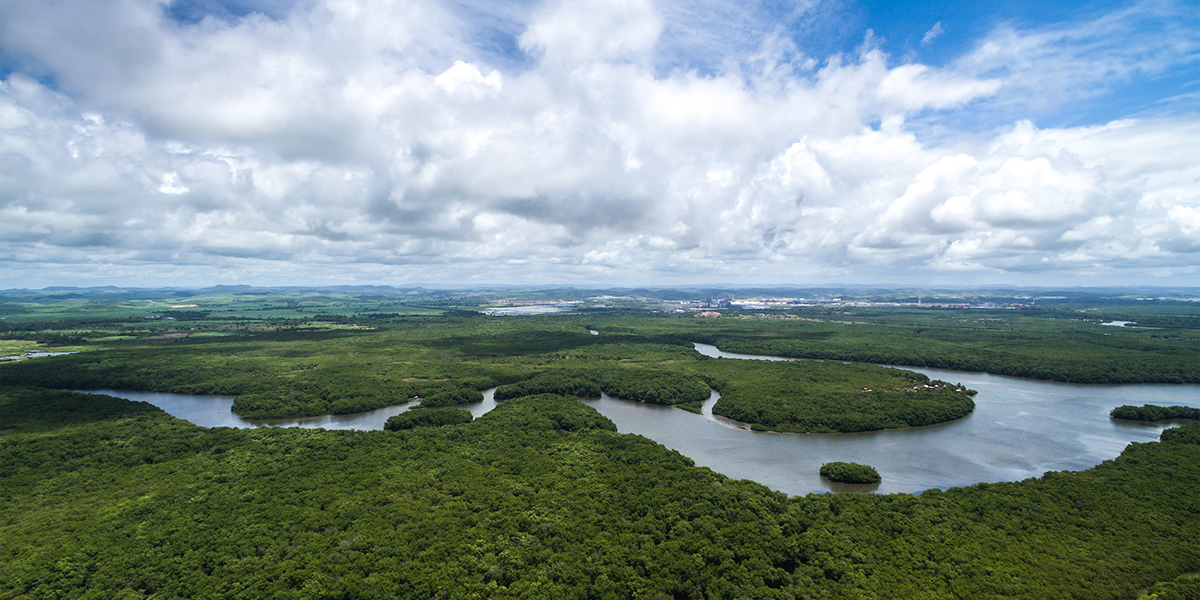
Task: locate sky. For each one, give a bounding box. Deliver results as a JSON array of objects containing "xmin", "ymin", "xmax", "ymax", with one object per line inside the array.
[{"xmin": 1, "ymin": 0, "xmax": 1198, "ymax": 289}]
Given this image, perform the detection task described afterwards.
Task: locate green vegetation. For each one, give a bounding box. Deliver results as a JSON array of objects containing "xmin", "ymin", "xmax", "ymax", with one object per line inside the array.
[
  {"xmin": 1160, "ymin": 424, "xmax": 1200, "ymax": 445},
  {"xmin": 0, "ymin": 339, "xmax": 41, "ymax": 357},
  {"xmin": 2, "ymin": 288, "xmax": 1197, "ymax": 597},
  {"xmin": 681, "ymin": 312, "xmax": 1198, "ymax": 384},
  {"xmin": 704, "ymin": 359, "xmax": 976, "ymax": 433},
  {"xmin": 476, "ymin": 393, "xmax": 619, "ymax": 433},
  {"xmin": 1111, "ymin": 404, "xmax": 1200, "ymax": 421},
  {"xmin": 2, "ymin": 386, "xmax": 1198, "ymax": 599},
  {"xmin": 596, "ymin": 367, "xmax": 711, "ymax": 405},
  {"xmin": 384, "ymin": 407, "xmax": 474, "ymax": 430},
  {"xmin": 494, "ymin": 367, "xmax": 710, "ymax": 406},
  {"xmin": 1139, "ymin": 574, "xmax": 1200, "ymax": 600},
  {"xmin": 819, "ymin": 462, "xmax": 882, "ymax": 484},
  {"xmin": 0, "ymin": 311, "xmax": 979, "ymax": 432},
  {"xmin": 418, "ymin": 388, "xmax": 486, "ymax": 408},
  {"xmin": 494, "ymin": 371, "xmax": 603, "ymax": 400},
  {"xmin": 3, "ymin": 287, "xmax": 1196, "ymax": 386},
  {"xmin": 0, "ymin": 321, "xmax": 534, "ymax": 419},
  {"xmin": 7, "ymin": 286, "xmax": 1196, "ymax": 431}
]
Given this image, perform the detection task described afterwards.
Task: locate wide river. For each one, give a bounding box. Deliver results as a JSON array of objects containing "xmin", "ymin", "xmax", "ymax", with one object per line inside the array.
[{"xmin": 85, "ymin": 342, "xmax": 1199, "ymax": 496}]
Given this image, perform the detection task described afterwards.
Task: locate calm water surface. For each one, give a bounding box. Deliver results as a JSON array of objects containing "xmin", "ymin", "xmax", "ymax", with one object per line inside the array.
[
  {"xmin": 82, "ymin": 388, "xmax": 500, "ymax": 430},
  {"xmin": 84, "ymin": 343, "xmax": 1199, "ymax": 496},
  {"xmin": 683, "ymin": 343, "xmax": 1199, "ymax": 495}
]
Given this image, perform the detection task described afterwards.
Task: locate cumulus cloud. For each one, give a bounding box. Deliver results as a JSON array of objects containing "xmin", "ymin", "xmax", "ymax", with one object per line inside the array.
[{"xmin": 0, "ymin": 0, "xmax": 1196, "ymax": 287}]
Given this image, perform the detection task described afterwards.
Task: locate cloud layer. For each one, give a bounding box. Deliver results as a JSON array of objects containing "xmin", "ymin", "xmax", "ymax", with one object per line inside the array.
[{"xmin": 1, "ymin": 0, "xmax": 1197, "ymax": 287}]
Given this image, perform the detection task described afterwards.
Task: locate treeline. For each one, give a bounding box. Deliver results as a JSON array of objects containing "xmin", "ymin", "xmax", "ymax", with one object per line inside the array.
[
  {"xmin": 494, "ymin": 371, "xmax": 603, "ymax": 400},
  {"xmin": 2, "ymin": 387, "xmax": 1197, "ymax": 599},
  {"xmin": 0, "ymin": 343, "xmax": 525, "ymax": 419},
  {"xmin": 384, "ymin": 408, "xmax": 473, "ymax": 430},
  {"xmin": 1111, "ymin": 404, "xmax": 1200, "ymax": 421},
  {"xmin": 494, "ymin": 366, "xmax": 711, "ymax": 405},
  {"xmin": 311, "ymin": 313, "xmax": 413, "ymax": 323},
  {"xmin": 706, "ymin": 327, "xmax": 1199, "ymax": 384},
  {"xmin": 614, "ymin": 308, "xmax": 1198, "ymax": 385},
  {"xmin": 3, "ymin": 311, "xmax": 1193, "ymax": 424},
  {"xmin": 0, "ymin": 324, "xmax": 979, "ymax": 431},
  {"xmin": 704, "ymin": 360, "xmax": 977, "ymax": 433},
  {"xmin": 416, "ymin": 388, "xmax": 485, "ymax": 408},
  {"xmin": 819, "ymin": 462, "xmax": 881, "ymax": 484}
]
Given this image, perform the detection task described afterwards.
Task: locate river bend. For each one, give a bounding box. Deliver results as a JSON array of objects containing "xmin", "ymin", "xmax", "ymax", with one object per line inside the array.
[{"xmin": 85, "ymin": 342, "xmax": 1199, "ymax": 495}]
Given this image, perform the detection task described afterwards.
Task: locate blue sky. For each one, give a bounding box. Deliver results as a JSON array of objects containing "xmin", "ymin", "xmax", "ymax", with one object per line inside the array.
[{"xmin": 1, "ymin": 0, "xmax": 1197, "ymax": 288}]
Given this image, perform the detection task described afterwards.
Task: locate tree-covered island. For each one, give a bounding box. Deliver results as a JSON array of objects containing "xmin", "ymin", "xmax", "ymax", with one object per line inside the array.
[{"xmin": 819, "ymin": 462, "xmax": 883, "ymax": 484}]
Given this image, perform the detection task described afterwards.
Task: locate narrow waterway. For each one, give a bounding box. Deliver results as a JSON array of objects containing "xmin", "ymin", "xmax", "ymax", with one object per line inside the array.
[
  {"xmin": 81, "ymin": 388, "xmax": 500, "ymax": 431},
  {"xmin": 84, "ymin": 343, "xmax": 1199, "ymax": 496}
]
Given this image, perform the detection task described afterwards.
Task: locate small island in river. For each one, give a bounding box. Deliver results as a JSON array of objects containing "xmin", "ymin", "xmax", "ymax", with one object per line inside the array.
[{"xmin": 820, "ymin": 461, "xmax": 883, "ymax": 484}]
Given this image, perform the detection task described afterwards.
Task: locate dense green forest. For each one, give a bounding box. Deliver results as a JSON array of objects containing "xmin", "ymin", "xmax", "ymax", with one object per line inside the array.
[
  {"xmin": 676, "ymin": 316, "xmax": 1198, "ymax": 384},
  {"xmin": 5, "ymin": 294, "xmax": 1197, "ymax": 429},
  {"xmin": 1139, "ymin": 574, "xmax": 1200, "ymax": 600},
  {"xmin": 416, "ymin": 388, "xmax": 486, "ymax": 408},
  {"xmin": 701, "ymin": 359, "xmax": 975, "ymax": 433},
  {"xmin": 819, "ymin": 462, "xmax": 882, "ymax": 484},
  {"xmin": 2, "ymin": 289, "xmax": 1198, "ymax": 597},
  {"xmin": 2, "ymin": 386, "xmax": 1198, "ymax": 599},
  {"xmin": 0, "ymin": 315, "xmax": 979, "ymax": 433},
  {"xmin": 384, "ymin": 407, "xmax": 474, "ymax": 430},
  {"xmin": 1110, "ymin": 404, "xmax": 1200, "ymax": 422},
  {"xmin": 493, "ymin": 366, "xmax": 711, "ymax": 406},
  {"xmin": 3, "ymin": 287, "xmax": 1196, "ymax": 387}
]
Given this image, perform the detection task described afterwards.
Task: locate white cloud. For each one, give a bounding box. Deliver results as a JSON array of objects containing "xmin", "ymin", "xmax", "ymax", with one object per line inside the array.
[
  {"xmin": 520, "ymin": 0, "xmax": 663, "ymax": 67},
  {"xmin": 921, "ymin": 22, "xmax": 944, "ymax": 47},
  {"xmin": 0, "ymin": 0, "xmax": 1196, "ymax": 287},
  {"xmin": 158, "ymin": 172, "xmax": 189, "ymax": 194},
  {"xmin": 434, "ymin": 60, "xmax": 503, "ymax": 95},
  {"xmin": 953, "ymin": 0, "xmax": 1200, "ymax": 113}
]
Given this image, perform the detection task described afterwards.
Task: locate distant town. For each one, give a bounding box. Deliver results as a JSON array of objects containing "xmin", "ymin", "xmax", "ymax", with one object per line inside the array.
[{"xmin": 472, "ymin": 289, "xmax": 1200, "ymax": 315}]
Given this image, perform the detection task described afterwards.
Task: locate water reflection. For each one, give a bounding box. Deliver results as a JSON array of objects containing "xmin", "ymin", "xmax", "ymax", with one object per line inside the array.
[
  {"xmin": 2, "ymin": 350, "xmax": 79, "ymax": 361},
  {"xmin": 81, "ymin": 345, "xmax": 1199, "ymax": 497},
  {"xmin": 81, "ymin": 388, "xmax": 500, "ymax": 430},
  {"xmin": 676, "ymin": 343, "xmax": 1200, "ymax": 495},
  {"xmin": 823, "ymin": 480, "xmax": 881, "ymax": 494}
]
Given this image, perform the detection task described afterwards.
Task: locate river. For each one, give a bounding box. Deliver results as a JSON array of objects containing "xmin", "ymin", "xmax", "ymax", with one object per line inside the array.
[
  {"xmin": 84, "ymin": 342, "xmax": 1199, "ymax": 496},
  {"xmin": 81, "ymin": 388, "xmax": 498, "ymax": 430}
]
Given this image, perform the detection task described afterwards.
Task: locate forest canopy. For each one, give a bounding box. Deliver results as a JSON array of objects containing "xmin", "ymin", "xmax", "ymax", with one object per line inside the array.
[
  {"xmin": 0, "ymin": 316, "xmax": 981, "ymax": 433},
  {"xmin": 384, "ymin": 407, "xmax": 473, "ymax": 430},
  {"xmin": 819, "ymin": 462, "xmax": 882, "ymax": 484},
  {"xmin": 2, "ymin": 386, "xmax": 1197, "ymax": 599},
  {"xmin": 2, "ymin": 291, "xmax": 1198, "ymax": 599},
  {"xmin": 1110, "ymin": 404, "xmax": 1200, "ymax": 421}
]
